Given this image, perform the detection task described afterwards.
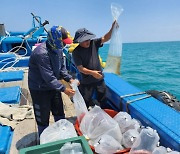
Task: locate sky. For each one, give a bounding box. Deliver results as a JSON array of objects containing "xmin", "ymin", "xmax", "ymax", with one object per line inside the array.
[{"xmin": 0, "ymin": 0, "xmax": 180, "ymax": 43}]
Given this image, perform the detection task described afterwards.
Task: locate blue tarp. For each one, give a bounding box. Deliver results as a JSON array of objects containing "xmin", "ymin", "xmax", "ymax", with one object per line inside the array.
[
  {"xmin": 0, "ymin": 53, "xmax": 16, "ymax": 69},
  {"xmin": 0, "ymin": 70, "xmax": 24, "ymax": 82},
  {"xmin": 0, "ymin": 53, "xmax": 29, "ymax": 69},
  {"xmin": 0, "ymin": 57, "xmax": 29, "ymax": 69},
  {"xmin": 0, "ymin": 125, "xmax": 13, "ymax": 154},
  {"xmin": 0, "ymin": 86, "xmax": 21, "ymax": 104},
  {"xmin": 0, "ymin": 53, "xmax": 16, "ymax": 62},
  {"xmin": 13, "ymin": 57, "xmax": 29, "ymax": 67}
]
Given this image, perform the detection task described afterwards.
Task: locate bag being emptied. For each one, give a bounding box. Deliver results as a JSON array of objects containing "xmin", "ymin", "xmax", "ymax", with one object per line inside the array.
[
  {"xmin": 71, "ymin": 79, "xmax": 88, "ymax": 123},
  {"xmin": 104, "ymin": 3, "xmax": 123, "ymax": 75}
]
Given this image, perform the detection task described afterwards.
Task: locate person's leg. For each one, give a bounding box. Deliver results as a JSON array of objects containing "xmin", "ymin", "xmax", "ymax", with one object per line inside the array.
[
  {"xmin": 96, "ymin": 80, "xmax": 107, "ymax": 109},
  {"xmin": 79, "ymin": 84, "xmax": 94, "ymax": 109},
  {"xmin": 51, "ymin": 92, "xmax": 65, "ymax": 122},
  {"xmin": 29, "ymin": 89, "xmax": 52, "ymax": 136}
]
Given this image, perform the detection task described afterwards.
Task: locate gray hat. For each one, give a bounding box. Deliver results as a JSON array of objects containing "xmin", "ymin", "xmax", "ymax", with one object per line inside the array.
[{"xmin": 73, "ymin": 28, "xmax": 96, "ymax": 43}]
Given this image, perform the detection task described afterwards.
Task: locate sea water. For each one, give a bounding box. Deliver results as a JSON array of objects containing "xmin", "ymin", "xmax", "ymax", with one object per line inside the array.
[{"xmin": 99, "ymin": 41, "xmax": 180, "ymax": 100}]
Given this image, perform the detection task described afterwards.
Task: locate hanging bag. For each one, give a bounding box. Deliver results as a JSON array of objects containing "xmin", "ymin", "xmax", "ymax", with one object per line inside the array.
[{"xmin": 104, "ymin": 3, "xmax": 123, "ymax": 75}]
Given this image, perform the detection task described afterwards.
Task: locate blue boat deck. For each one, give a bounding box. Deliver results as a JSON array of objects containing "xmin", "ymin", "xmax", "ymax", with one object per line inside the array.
[
  {"xmin": 104, "ymin": 73, "xmax": 180, "ymax": 151},
  {"xmin": 0, "ymin": 125, "xmax": 13, "ymax": 154}
]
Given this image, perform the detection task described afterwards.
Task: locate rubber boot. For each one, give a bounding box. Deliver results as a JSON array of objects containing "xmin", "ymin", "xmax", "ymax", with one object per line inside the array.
[
  {"xmin": 53, "ymin": 115, "xmax": 65, "ymax": 122},
  {"xmin": 37, "ymin": 125, "xmax": 48, "ymax": 137}
]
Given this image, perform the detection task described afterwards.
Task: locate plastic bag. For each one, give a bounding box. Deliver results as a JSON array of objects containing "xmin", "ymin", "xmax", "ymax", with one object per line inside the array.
[
  {"xmin": 60, "ymin": 142, "xmax": 83, "ymax": 154},
  {"xmin": 104, "ymin": 3, "xmax": 123, "ymax": 75},
  {"xmin": 111, "ymin": 2, "xmax": 124, "ymax": 21},
  {"xmin": 152, "ymin": 146, "xmax": 167, "ymax": 154},
  {"xmin": 130, "ymin": 119, "xmax": 143, "ymax": 132},
  {"xmin": 71, "ymin": 79, "xmax": 88, "ymax": 123},
  {"xmin": 40, "ymin": 119, "xmax": 77, "ymax": 144},
  {"xmin": 129, "ymin": 127, "xmax": 160, "ymax": 154},
  {"xmin": 168, "ymin": 151, "xmax": 180, "ymax": 154},
  {"xmin": 94, "ymin": 134, "xmax": 123, "ymax": 154},
  {"xmin": 122, "ymin": 129, "xmax": 140, "ymax": 148},
  {"xmin": 80, "ymin": 106, "xmax": 122, "ymax": 146},
  {"xmin": 113, "ymin": 112, "xmax": 133, "ymax": 133}
]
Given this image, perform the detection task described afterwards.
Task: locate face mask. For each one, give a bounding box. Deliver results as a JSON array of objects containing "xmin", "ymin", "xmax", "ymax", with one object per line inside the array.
[{"xmin": 47, "ymin": 26, "xmax": 64, "ymax": 50}]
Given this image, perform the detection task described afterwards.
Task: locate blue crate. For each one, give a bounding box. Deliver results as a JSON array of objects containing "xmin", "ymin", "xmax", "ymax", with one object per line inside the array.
[
  {"xmin": 0, "ymin": 125, "xmax": 13, "ymax": 154},
  {"xmin": 0, "ymin": 86, "xmax": 21, "ymax": 104},
  {"xmin": 0, "ymin": 70, "xmax": 24, "ymax": 82}
]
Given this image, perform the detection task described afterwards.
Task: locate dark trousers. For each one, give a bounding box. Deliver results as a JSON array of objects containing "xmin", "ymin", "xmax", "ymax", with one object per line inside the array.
[
  {"xmin": 29, "ymin": 89, "xmax": 65, "ymax": 127},
  {"xmin": 79, "ymin": 80, "xmax": 107, "ymax": 109}
]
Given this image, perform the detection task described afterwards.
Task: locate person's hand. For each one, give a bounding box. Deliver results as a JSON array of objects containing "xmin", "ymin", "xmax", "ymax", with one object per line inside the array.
[
  {"xmin": 69, "ymin": 79, "xmax": 80, "ymax": 90},
  {"xmin": 64, "ymin": 88, "xmax": 75, "ymax": 97},
  {"xmin": 70, "ymin": 79, "xmax": 80, "ymax": 86},
  {"xmin": 91, "ymin": 70, "xmax": 103, "ymax": 79},
  {"xmin": 112, "ymin": 20, "xmax": 119, "ymax": 29}
]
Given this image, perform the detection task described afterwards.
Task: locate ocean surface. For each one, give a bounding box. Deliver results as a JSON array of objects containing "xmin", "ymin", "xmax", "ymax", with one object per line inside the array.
[{"xmin": 99, "ymin": 41, "xmax": 180, "ymax": 100}]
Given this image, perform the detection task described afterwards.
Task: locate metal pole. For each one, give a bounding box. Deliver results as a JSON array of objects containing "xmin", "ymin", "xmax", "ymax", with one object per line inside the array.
[{"xmin": 31, "ymin": 13, "xmax": 49, "ymax": 33}]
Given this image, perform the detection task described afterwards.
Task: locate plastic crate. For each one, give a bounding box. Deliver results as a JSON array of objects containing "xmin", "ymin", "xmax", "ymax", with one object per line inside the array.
[
  {"xmin": 19, "ymin": 136, "xmax": 93, "ymax": 154},
  {"xmin": 74, "ymin": 109, "xmax": 130, "ymax": 154}
]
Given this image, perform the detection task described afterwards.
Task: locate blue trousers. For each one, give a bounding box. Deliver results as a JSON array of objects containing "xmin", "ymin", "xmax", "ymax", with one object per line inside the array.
[{"xmin": 29, "ymin": 90, "xmax": 65, "ymax": 136}]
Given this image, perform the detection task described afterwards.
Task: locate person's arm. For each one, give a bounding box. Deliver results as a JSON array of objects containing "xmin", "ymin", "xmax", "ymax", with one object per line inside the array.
[
  {"xmin": 77, "ymin": 65, "xmax": 103, "ymax": 79},
  {"xmin": 35, "ymin": 53, "xmax": 75, "ymax": 96},
  {"xmin": 101, "ymin": 20, "xmax": 118, "ymax": 44},
  {"xmin": 36, "ymin": 53, "xmax": 65, "ymax": 91}
]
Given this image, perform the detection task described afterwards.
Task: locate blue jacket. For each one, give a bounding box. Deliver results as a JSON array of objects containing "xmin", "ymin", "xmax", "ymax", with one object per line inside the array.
[{"xmin": 28, "ymin": 42, "xmax": 72, "ymax": 91}]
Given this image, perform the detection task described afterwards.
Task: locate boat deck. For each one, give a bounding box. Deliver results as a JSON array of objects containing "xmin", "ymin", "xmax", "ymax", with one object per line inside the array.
[
  {"xmin": 3, "ymin": 69, "xmax": 77, "ymax": 154},
  {"xmin": 1, "ymin": 69, "xmax": 179, "ymax": 153}
]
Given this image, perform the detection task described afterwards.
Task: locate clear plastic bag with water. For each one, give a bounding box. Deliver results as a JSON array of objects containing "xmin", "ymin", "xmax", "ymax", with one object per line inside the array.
[
  {"xmin": 104, "ymin": 3, "xmax": 123, "ymax": 75},
  {"xmin": 113, "ymin": 111, "xmax": 133, "ymax": 133},
  {"xmin": 94, "ymin": 134, "xmax": 123, "ymax": 154},
  {"xmin": 80, "ymin": 106, "xmax": 122, "ymax": 146},
  {"xmin": 129, "ymin": 127, "xmax": 160, "ymax": 154},
  {"xmin": 40, "ymin": 119, "xmax": 77, "ymax": 144},
  {"xmin": 71, "ymin": 79, "xmax": 88, "ymax": 123},
  {"xmin": 122, "ymin": 129, "xmax": 140, "ymax": 148},
  {"xmin": 152, "ymin": 146, "xmax": 167, "ymax": 154},
  {"xmin": 60, "ymin": 142, "xmax": 83, "ymax": 154},
  {"xmin": 129, "ymin": 119, "xmax": 142, "ymax": 132},
  {"xmin": 168, "ymin": 151, "xmax": 180, "ymax": 154}
]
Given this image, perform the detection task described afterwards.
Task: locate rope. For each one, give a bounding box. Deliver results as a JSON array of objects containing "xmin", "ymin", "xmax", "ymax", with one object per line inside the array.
[
  {"xmin": 63, "ymin": 48, "xmax": 79, "ymax": 73},
  {"xmin": 0, "ymin": 33, "xmax": 44, "ymax": 71},
  {"xmin": 20, "ymin": 90, "xmax": 30, "ymax": 104}
]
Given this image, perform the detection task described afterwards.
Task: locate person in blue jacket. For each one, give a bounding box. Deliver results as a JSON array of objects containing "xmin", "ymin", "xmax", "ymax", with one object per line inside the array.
[{"xmin": 28, "ymin": 26, "xmax": 76, "ymax": 136}]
